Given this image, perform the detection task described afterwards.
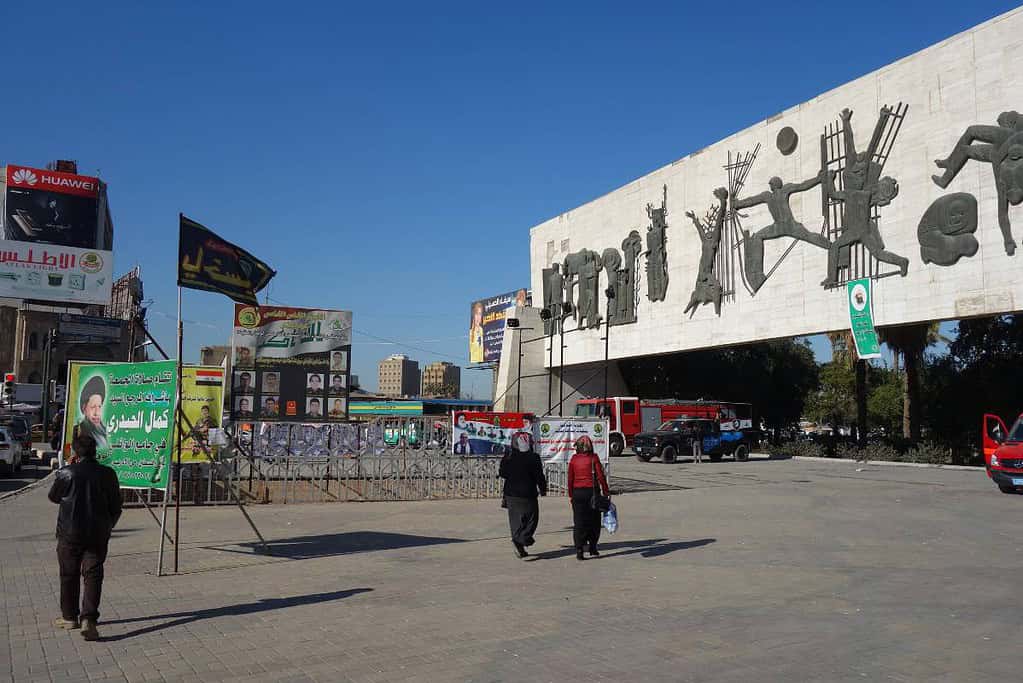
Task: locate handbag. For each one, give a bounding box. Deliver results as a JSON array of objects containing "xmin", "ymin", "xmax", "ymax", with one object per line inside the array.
[
  {"xmin": 602, "ymin": 501, "xmax": 618, "ymax": 534},
  {"xmin": 590, "ymin": 457, "xmax": 611, "ymax": 513}
]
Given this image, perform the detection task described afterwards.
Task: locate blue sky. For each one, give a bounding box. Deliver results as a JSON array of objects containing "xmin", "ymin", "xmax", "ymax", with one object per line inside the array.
[{"xmin": 1, "ymin": 0, "xmax": 1013, "ymax": 396}]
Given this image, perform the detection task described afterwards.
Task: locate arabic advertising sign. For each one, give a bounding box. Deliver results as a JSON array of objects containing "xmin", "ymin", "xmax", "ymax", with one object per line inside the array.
[
  {"xmin": 58, "ymin": 313, "xmax": 123, "ymax": 343},
  {"xmin": 536, "ymin": 417, "xmax": 609, "ymax": 464},
  {"xmin": 469, "ymin": 289, "xmax": 530, "ymax": 364},
  {"xmin": 451, "ymin": 411, "xmax": 535, "ymax": 456},
  {"xmin": 178, "ymin": 215, "xmax": 276, "ymax": 305},
  {"xmin": 232, "ymin": 304, "xmax": 352, "ymax": 423},
  {"xmin": 62, "ymin": 360, "xmax": 178, "ymax": 490},
  {"xmin": 176, "ymin": 366, "xmax": 225, "ymax": 464},
  {"xmin": 1, "ymin": 164, "xmax": 111, "ymax": 305},
  {"xmin": 847, "ymin": 278, "xmax": 882, "ymax": 360}
]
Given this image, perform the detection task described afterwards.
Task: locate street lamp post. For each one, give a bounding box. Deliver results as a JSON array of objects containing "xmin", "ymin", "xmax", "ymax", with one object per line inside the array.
[
  {"xmin": 505, "ymin": 319, "xmax": 534, "ymax": 412},
  {"xmin": 603, "ymin": 286, "xmax": 615, "ymax": 408},
  {"xmin": 539, "ymin": 308, "xmax": 553, "ymax": 414},
  {"xmin": 557, "ymin": 301, "xmax": 573, "ymax": 416}
]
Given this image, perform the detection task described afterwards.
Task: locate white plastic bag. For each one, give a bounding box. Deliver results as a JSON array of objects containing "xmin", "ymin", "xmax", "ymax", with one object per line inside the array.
[{"xmin": 601, "ymin": 501, "xmax": 618, "ymax": 534}]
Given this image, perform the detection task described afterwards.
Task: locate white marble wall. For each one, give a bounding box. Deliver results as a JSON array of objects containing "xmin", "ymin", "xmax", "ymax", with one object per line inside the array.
[{"xmin": 529, "ymin": 7, "xmax": 1023, "ymax": 368}]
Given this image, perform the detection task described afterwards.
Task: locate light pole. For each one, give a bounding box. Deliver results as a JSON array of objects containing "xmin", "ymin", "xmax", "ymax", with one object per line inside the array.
[
  {"xmin": 505, "ymin": 319, "xmax": 534, "ymax": 412},
  {"xmin": 539, "ymin": 308, "xmax": 553, "ymax": 414},
  {"xmin": 557, "ymin": 301, "xmax": 573, "ymax": 416},
  {"xmin": 603, "ymin": 286, "xmax": 615, "ymax": 409}
]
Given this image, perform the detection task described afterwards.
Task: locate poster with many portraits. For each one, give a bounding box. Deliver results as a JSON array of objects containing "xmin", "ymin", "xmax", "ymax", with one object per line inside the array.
[
  {"xmin": 451, "ymin": 411, "xmax": 535, "ymax": 456},
  {"xmin": 231, "ymin": 304, "xmax": 352, "ymax": 423}
]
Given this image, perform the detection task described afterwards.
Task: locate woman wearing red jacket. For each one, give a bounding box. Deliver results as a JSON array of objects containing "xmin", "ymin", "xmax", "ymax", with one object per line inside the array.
[{"xmin": 567, "ymin": 435, "xmax": 610, "ymax": 560}]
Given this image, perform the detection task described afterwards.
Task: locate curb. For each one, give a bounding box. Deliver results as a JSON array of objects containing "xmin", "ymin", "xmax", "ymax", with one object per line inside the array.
[
  {"xmin": 0, "ymin": 470, "xmax": 54, "ymax": 502},
  {"xmin": 789, "ymin": 455, "xmax": 982, "ymax": 472}
]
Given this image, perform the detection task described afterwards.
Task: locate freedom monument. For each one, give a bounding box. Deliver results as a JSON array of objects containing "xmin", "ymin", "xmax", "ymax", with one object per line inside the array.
[{"xmin": 496, "ymin": 7, "xmax": 1023, "ymax": 413}]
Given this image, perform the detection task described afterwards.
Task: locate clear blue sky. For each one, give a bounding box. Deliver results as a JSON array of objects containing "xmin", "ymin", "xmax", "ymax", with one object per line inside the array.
[{"xmin": 1, "ymin": 0, "xmax": 1013, "ymax": 395}]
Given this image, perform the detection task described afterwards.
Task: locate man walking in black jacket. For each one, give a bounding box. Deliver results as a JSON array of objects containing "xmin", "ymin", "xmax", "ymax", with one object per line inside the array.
[{"xmin": 48, "ymin": 434, "xmax": 121, "ymax": 641}]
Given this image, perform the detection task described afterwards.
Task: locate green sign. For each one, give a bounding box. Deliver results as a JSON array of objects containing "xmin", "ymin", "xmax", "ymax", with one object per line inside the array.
[
  {"xmin": 64, "ymin": 360, "xmax": 178, "ymax": 490},
  {"xmin": 846, "ymin": 278, "xmax": 881, "ymax": 360}
]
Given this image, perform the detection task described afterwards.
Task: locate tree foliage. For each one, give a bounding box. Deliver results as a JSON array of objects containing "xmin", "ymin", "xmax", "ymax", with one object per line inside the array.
[{"xmin": 620, "ymin": 339, "xmax": 819, "ymax": 431}]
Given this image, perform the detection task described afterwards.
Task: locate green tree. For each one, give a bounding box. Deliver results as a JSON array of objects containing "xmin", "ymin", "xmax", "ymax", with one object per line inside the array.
[
  {"xmin": 924, "ymin": 315, "xmax": 1023, "ymax": 451},
  {"xmin": 867, "ymin": 368, "xmax": 903, "ymax": 437},
  {"xmin": 620, "ymin": 338, "xmax": 819, "ymax": 438},
  {"xmin": 878, "ymin": 322, "xmax": 946, "ymax": 441},
  {"xmin": 805, "ymin": 358, "xmax": 856, "ymax": 429}
]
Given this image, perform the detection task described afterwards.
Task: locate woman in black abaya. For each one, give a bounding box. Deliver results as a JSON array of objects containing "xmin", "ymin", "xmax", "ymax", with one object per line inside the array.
[{"xmin": 499, "ymin": 431, "xmax": 547, "ymax": 559}]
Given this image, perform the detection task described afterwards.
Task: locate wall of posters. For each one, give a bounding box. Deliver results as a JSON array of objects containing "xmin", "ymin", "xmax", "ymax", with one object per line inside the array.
[
  {"xmin": 1, "ymin": 164, "xmax": 113, "ymax": 304},
  {"xmin": 536, "ymin": 417, "xmax": 609, "ymax": 464},
  {"xmin": 62, "ymin": 360, "xmax": 178, "ymax": 490},
  {"xmin": 468, "ymin": 289, "xmax": 530, "ymax": 364},
  {"xmin": 176, "ymin": 366, "xmax": 225, "ymax": 464},
  {"xmin": 231, "ymin": 304, "xmax": 352, "ymax": 423},
  {"xmin": 451, "ymin": 411, "xmax": 535, "ymax": 456}
]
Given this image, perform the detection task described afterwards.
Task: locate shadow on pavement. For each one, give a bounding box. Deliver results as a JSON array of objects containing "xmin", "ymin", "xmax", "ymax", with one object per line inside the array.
[
  {"xmin": 100, "ymin": 588, "xmax": 372, "ymax": 641},
  {"xmin": 213, "ymin": 531, "xmax": 469, "ymax": 560},
  {"xmin": 526, "ymin": 537, "xmax": 715, "ymax": 561}
]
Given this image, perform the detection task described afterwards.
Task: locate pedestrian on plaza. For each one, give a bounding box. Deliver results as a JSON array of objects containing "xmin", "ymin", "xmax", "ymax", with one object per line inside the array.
[
  {"xmin": 499, "ymin": 431, "xmax": 547, "ymax": 559},
  {"xmin": 566, "ymin": 435, "xmax": 610, "ymax": 561},
  {"xmin": 47, "ymin": 433, "xmax": 122, "ymax": 641}
]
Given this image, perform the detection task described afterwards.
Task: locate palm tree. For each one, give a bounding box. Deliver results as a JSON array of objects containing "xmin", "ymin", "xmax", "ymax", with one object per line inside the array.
[
  {"xmin": 826, "ymin": 330, "xmax": 866, "ymax": 444},
  {"xmin": 878, "ymin": 322, "xmax": 946, "ymax": 442}
]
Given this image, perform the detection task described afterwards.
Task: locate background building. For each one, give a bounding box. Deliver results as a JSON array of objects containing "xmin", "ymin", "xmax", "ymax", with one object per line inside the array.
[
  {"xmin": 420, "ymin": 361, "xmax": 461, "ymax": 398},
  {"xmin": 378, "ymin": 354, "xmax": 420, "ymax": 398}
]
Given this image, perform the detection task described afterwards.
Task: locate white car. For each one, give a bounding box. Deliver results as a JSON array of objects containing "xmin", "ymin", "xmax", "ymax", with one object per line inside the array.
[{"xmin": 0, "ymin": 426, "xmax": 24, "ymax": 475}]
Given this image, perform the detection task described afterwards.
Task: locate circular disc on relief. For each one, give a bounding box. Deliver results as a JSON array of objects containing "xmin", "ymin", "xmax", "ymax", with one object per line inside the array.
[{"xmin": 776, "ymin": 126, "xmax": 799, "ymax": 156}]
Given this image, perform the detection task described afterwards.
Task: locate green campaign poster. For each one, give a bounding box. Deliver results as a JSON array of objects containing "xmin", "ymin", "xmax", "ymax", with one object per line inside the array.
[
  {"xmin": 846, "ymin": 278, "xmax": 881, "ymax": 360},
  {"xmin": 65, "ymin": 360, "xmax": 178, "ymax": 490}
]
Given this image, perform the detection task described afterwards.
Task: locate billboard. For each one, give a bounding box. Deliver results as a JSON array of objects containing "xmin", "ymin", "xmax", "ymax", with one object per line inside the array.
[
  {"xmin": 62, "ymin": 360, "xmax": 178, "ymax": 490},
  {"xmin": 468, "ymin": 289, "xmax": 530, "ymax": 364},
  {"xmin": 1, "ymin": 164, "xmax": 112, "ymax": 304},
  {"xmin": 231, "ymin": 304, "xmax": 352, "ymax": 423},
  {"xmin": 451, "ymin": 411, "xmax": 534, "ymax": 456},
  {"xmin": 176, "ymin": 366, "xmax": 225, "ymax": 464}
]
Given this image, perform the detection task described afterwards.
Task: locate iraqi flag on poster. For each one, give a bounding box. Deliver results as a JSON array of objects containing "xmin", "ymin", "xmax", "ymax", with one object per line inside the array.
[
  {"xmin": 177, "ymin": 215, "xmax": 276, "ymax": 305},
  {"xmin": 193, "ymin": 368, "xmax": 223, "ymax": 386}
]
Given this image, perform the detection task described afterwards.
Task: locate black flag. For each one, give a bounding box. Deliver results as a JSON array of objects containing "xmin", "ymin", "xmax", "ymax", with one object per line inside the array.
[{"xmin": 178, "ymin": 215, "xmax": 275, "ymax": 305}]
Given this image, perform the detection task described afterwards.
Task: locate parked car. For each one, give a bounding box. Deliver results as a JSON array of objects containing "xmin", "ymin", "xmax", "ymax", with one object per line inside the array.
[
  {"xmin": 0, "ymin": 415, "xmax": 32, "ymax": 454},
  {"xmin": 0, "ymin": 426, "xmax": 24, "ymax": 475},
  {"xmin": 633, "ymin": 418, "xmax": 754, "ymax": 463},
  {"xmin": 982, "ymin": 412, "xmax": 1023, "ymax": 494}
]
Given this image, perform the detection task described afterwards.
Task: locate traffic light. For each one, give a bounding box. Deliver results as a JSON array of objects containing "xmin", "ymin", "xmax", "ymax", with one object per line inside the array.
[{"xmin": 4, "ymin": 373, "xmax": 15, "ymax": 399}]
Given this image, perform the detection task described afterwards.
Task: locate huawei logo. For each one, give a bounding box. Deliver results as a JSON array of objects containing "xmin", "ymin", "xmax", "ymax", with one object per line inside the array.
[{"xmin": 12, "ymin": 168, "xmax": 37, "ymax": 186}]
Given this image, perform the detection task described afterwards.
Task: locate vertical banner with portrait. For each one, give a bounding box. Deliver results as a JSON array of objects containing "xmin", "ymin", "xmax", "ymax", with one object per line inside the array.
[
  {"xmin": 62, "ymin": 360, "xmax": 179, "ymax": 490},
  {"xmin": 468, "ymin": 289, "xmax": 530, "ymax": 364},
  {"xmin": 176, "ymin": 366, "xmax": 225, "ymax": 464},
  {"xmin": 231, "ymin": 305, "xmax": 352, "ymax": 423}
]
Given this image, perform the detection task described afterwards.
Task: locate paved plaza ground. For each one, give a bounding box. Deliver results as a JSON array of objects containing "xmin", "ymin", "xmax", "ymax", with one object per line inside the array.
[{"xmin": 2, "ymin": 455, "xmax": 1021, "ymax": 682}]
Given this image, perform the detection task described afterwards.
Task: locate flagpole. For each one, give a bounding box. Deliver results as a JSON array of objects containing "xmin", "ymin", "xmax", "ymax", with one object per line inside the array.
[
  {"xmin": 155, "ymin": 284, "xmax": 180, "ymax": 577},
  {"xmin": 173, "ymin": 284, "xmax": 185, "ymax": 573}
]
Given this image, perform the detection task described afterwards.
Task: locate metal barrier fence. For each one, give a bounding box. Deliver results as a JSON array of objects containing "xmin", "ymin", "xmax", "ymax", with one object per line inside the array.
[{"xmin": 129, "ymin": 418, "xmax": 571, "ymax": 506}]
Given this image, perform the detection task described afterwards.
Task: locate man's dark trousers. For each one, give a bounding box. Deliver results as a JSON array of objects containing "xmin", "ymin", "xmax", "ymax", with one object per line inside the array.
[{"xmin": 57, "ymin": 540, "xmax": 109, "ymax": 621}]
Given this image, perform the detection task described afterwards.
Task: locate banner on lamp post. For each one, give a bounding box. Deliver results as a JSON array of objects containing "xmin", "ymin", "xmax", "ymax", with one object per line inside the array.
[{"xmin": 847, "ymin": 278, "xmax": 881, "ymax": 360}]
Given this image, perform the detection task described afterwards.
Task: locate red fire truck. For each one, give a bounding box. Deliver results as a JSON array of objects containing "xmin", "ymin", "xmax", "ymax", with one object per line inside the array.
[{"xmin": 575, "ymin": 397, "xmax": 756, "ymax": 458}]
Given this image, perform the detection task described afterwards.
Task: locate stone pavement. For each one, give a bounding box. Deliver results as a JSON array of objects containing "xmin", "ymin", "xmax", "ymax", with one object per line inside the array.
[{"xmin": 2, "ymin": 456, "xmax": 1022, "ymax": 682}]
